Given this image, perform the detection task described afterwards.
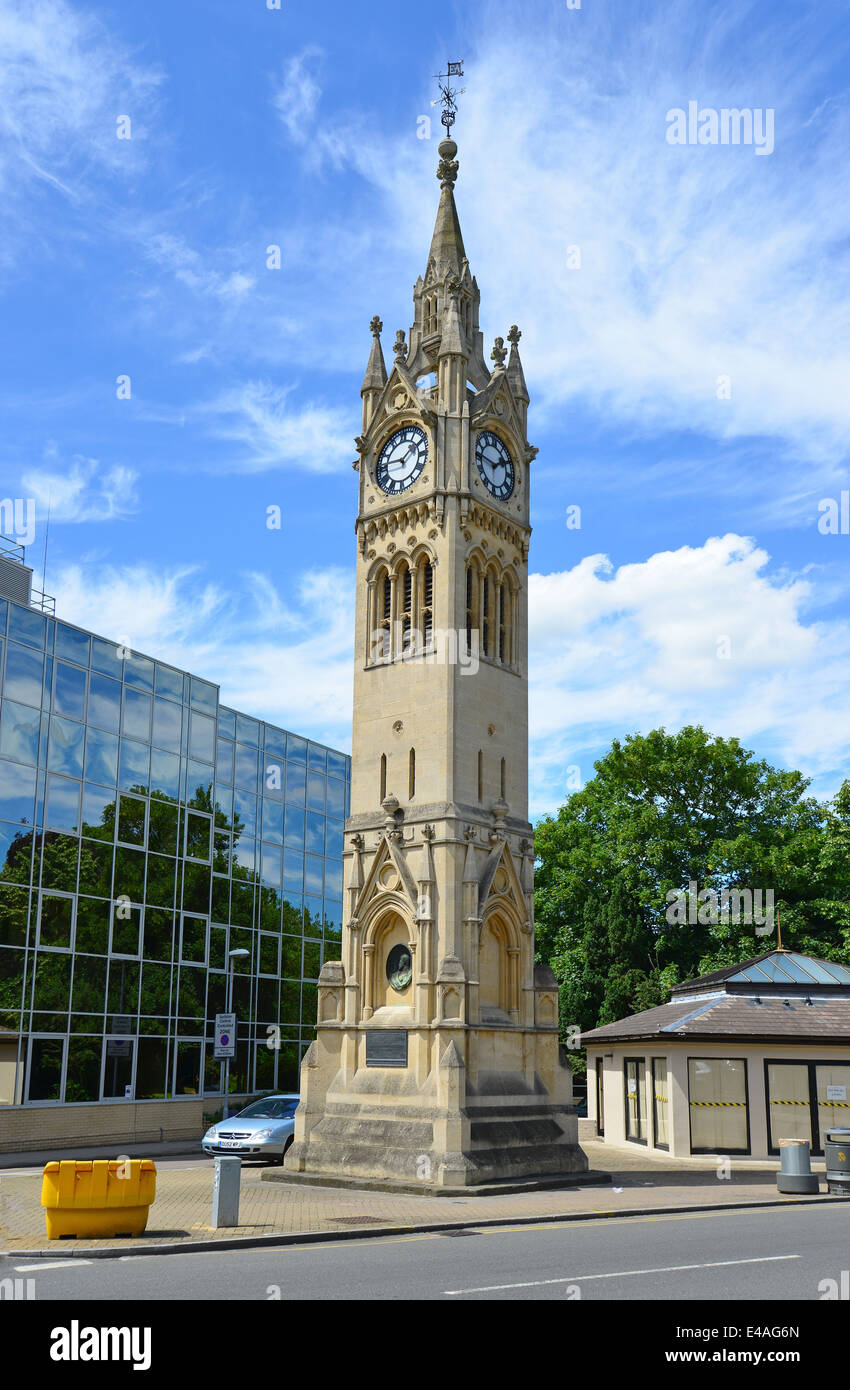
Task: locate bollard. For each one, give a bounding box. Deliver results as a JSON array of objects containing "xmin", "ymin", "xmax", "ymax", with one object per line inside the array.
[
  {"xmin": 212, "ymin": 1155, "xmax": 242, "ymax": 1228},
  {"xmin": 776, "ymin": 1138, "xmax": 819, "ymax": 1195}
]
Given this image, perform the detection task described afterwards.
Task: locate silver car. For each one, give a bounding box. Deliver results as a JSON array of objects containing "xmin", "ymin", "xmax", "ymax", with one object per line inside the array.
[{"xmin": 202, "ymin": 1094, "xmax": 299, "ymax": 1164}]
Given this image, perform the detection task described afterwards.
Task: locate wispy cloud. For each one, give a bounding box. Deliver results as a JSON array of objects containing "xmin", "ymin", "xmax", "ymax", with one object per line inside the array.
[
  {"xmin": 22, "ymin": 456, "xmax": 138, "ymax": 522},
  {"xmin": 0, "ymin": 0, "xmax": 162, "ymax": 271},
  {"xmin": 201, "ymin": 381, "xmax": 354, "ymax": 474}
]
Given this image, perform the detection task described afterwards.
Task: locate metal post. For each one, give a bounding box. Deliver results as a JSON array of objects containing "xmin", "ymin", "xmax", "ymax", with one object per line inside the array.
[{"xmin": 223, "ymin": 959, "xmax": 233, "ymax": 1121}]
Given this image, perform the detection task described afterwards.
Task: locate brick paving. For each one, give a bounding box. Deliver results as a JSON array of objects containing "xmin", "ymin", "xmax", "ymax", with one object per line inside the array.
[{"xmin": 0, "ymin": 1141, "xmax": 831, "ymax": 1254}]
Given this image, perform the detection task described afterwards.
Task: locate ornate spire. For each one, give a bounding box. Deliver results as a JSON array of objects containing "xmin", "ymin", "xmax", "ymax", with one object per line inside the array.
[
  {"xmin": 427, "ymin": 138, "xmax": 467, "ymax": 276},
  {"xmin": 506, "ymin": 324, "xmax": 529, "ymax": 403},
  {"xmin": 360, "ymin": 315, "xmax": 387, "ymax": 396}
]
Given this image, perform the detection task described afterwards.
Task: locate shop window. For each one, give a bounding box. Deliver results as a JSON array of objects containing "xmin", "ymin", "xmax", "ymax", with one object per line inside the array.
[
  {"xmin": 688, "ymin": 1057, "xmax": 749, "ymax": 1154},
  {"xmin": 652, "ymin": 1057, "xmax": 669, "ymax": 1150}
]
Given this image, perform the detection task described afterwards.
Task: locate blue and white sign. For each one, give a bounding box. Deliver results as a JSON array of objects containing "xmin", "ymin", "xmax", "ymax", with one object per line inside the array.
[{"xmin": 214, "ymin": 1012, "xmax": 237, "ymax": 1060}]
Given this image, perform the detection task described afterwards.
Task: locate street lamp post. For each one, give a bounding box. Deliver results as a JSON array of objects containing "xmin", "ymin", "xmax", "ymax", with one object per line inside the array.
[{"xmin": 223, "ymin": 948, "xmax": 249, "ymax": 1120}]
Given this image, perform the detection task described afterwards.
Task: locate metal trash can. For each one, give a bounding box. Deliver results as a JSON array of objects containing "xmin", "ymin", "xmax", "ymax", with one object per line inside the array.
[
  {"xmin": 824, "ymin": 1127, "xmax": 850, "ymax": 1196},
  {"xmin": 776, "ymin": 1139, "xmax": 819, "ymax": 1195}
]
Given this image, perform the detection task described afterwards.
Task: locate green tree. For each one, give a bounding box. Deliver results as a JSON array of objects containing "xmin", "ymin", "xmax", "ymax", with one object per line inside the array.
[{"xmin": 535, "ymin": 726, "xmax": 849, "ymax": 1048}]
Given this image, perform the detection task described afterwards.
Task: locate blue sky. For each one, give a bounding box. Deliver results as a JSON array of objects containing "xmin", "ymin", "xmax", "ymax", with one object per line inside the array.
[{"xmin": 2, "ymin": 0, "xmax": 850, "ymax": 817}]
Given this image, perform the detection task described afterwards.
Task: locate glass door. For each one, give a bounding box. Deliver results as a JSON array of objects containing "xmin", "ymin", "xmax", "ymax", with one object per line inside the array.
[
  {"xmin": 625, "ymin": 1057, "xmax": 647, "ymax": 1143},
  {"xmin": 596, "ymin": 1059, "xmax": 605, "ymax": 1137},
  {"xmin": 815, "ymin": 1064, "xmax": 850, "ymax": 1152}
]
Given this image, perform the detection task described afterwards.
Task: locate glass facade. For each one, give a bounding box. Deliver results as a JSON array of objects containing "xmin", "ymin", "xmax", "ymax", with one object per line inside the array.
[{"xmin": 0, "ymin": 597, "xmax": 350, "ymax": 1106}]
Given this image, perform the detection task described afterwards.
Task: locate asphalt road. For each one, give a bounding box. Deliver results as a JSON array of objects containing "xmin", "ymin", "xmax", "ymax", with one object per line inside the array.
[{"xmin": 4, "ymin": 1202, "xmax": 848, "ymax": 1301}]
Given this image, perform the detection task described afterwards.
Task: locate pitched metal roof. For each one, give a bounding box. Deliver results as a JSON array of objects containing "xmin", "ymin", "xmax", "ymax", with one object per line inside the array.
[
  {"xmin": 581, "ymin": 994, "xmax": 850, "ymax": 1045},
  {"xmin": 672, "ymin": 949, "xmax": 850, "ymax": 996}
]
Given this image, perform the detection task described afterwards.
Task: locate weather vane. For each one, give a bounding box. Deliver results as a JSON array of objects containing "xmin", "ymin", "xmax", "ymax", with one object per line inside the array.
[{"xmin": 432, "ymin": 60, "xmax": 465, "ymax": 135}]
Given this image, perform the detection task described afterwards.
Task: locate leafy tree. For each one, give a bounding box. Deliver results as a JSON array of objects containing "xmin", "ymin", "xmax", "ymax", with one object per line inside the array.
[{"xmin": 535, "ymin": 726, "xmax": 850, "ymax": 1056}]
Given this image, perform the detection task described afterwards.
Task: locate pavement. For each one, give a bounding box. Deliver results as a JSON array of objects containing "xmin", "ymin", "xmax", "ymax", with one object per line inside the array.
[{"xmin": 0, "ymin": 1140, "xmax": 843, "ymax": 1258}]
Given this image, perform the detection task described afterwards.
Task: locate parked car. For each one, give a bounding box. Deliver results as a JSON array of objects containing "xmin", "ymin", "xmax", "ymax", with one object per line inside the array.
[{"xmin": 202, "ymin": 1094, "xmax": 299, "ymax": 1163}]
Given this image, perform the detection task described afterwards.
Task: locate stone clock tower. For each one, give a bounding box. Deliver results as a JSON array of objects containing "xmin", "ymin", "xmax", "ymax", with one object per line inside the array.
[{"xmin": 286, "ymin": 117, "xmax": 588, "ymax": 1188}]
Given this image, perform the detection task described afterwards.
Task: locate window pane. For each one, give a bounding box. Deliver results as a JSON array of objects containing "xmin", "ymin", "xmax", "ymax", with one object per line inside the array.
[
  {"xmin": 304, "ymin": 853, "xmax": 323, "ymax": 896},
  {"xmin": 150, "ymin": 747, "xmax": 180, "ymax": 801},
  {"xmin": 155, "ymin": 664, "xmax": 183, "ymax": 700},
  {"xmin": 234, "ymin": 744, "xmax": 258, "ymax": 792},
  {"xmin": 189, "ymin": 712, "xmax": 216, "ymax": 763},
  {"xmin": 326, "ymin": 777, "xmax": 346, "ymax": 818},
  {"xmin": 122, "ymin": 686, "xmax": 152, "ymax": 741},
  {"xmin": 65, "ymin": 1036, "xmax": 101, "ymax": 1102},
  {"xmin": 190, "ymin": 678, "xmax": 217, "ymax": 715},
  {"xmin": 0, "ymin": 759, "xmax": 36, "ymax": 823},
  {"xmin": 287, "ymin": 735, "xmax": 306, "ymax": 764},
  {"xmin": 9, "ymin": 605, "xmax": 46, "ymax": 649},
  {"xmin": 148, "ymin": 801, "xmax": 178, "ymax": 855},
  {"xmin": 306, "ymin": 772, "xmax": 326, "ymax": 813},
  {"xmin": 53, "ymin": 661, "xmax": 87, "ymax": 720},
  {"xmin": 236, "ymin": 715, "xmax": 259, "ymax": 746},
  {"xmin": 307, "ymin": 744, "xmax": 327, "ymax": 773},
  {"xmin": 285, "ymin": 762, "xmax": 306, "ymax": 805},
  {"xmin": 119, "ymin": 739, "xmax": 150, "ymax": 793},
  {"xmin": 262, "ymin": 799, "xmax": 283, "ymax": 845},
  {"xmin": 48, "ymin": 716, "xmax": 84, "ymax": 778},
  {"xmin": 689, "ymin": 1058, "xmax": 748, "ymax": 1151},
  {"xmin": 284, "ymin": 805, "xmax": 304, "ymax": 850},
  {"xmin": 39, "ymin": 893, "xmax": 73, "ymax": 948},
  {"xmin": 4, "ymin": 644, "xmax": 44, "ymax": 705},
  {"xmin": 215, "ymin": 739, "xmax": 234, "ymax": 784},
  {"xmin": 118, "ymin": 794, "xmax": 146, "ymax": 845},
  {"xmin": 84, "ymin": 726, "xmax": 119, "ymax": 786},
  {"xmin": 652, "ymin": 1058, "xmax": 669, "ymax": 1148},
  {"xmin": 136, "ymin": 1037, "xmax": 168, "ymax": 1099},
  {"xmin": 186, "ymin": 811, "xmax": 211, "ymax": 861},
  {"xmin": 124, "ymin": 653, "xmax": 154, "ymax": 691},
  {"xmin": 46, "ymin": 775, "xmax": 81, "ymax": 832},
  {"xmin": 28, "ymin": 1037, "xmax": 64, "ymax": 1101},
  {"xmin": 75, "ymin": 897, "xmax": 110, "ymax": 954},
  {"xmin": 217, "ymin": 708, "xmax": 236, "ymax": 739},
  {"xmin": 152, "ymin": 698, "xmax": 182, "ymax": 752},
  {"xmin": 55, "ymin": 624, "xmax": 90, "ymax": 666},
  {"xmin": 0, "ymin": 699, "xmax": 41, "ymax": 764},
  {"xmin": 102, "ymin": 1036, "xmax": 134, "ymax": 1098},
  {"xmin": 767, "ymin": 1063, "xmax": 812, "ymax": 1148},
  {"xmin": 88, "ymin": 673, "xmax": 122, "ymax": 733}
]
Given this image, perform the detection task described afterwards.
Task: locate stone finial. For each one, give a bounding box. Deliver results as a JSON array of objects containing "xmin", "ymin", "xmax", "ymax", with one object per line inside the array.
[
  {"xmin": 394, "ymin": 329, "xmax": 407, "ymax": 360},
  {"xmin": 446, "ymin": 273, "xmax": 461, "ymax": 300},
  {"xmin": 507, "ymin": 324, "xmax": 521, "ymax": 346},
  {"xmin": 437, "ymin": 138, "xmax": 459, "ymax": 188},
  {"xmin": 369, "ymin": 315, "xmax": 383, "ymax": 337},
  {"xmin": 490, "ymin": 337, "xmax": 507, "ymax": 369}
]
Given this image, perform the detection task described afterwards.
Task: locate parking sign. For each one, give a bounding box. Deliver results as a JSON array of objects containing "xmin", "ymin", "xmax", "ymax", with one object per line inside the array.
[{"xmin": 214, "ymin": 1012, "xmax": 237, "ymax": 1060}]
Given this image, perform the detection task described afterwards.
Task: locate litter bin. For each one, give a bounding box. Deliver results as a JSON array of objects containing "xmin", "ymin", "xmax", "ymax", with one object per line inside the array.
[
  {"xmin": 41, "ymin": 1159, "xmax": 157, "ymax": 1239},
  {"xmin": 824, "ymin": 1127, "xmax": 850, "ymax": 1196},
  {"xmin": 776, "ymin": 1139, "xmax": 819, "ymax": 1195}
]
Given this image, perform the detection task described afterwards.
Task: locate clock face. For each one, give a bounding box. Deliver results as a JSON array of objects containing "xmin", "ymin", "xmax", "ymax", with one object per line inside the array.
[
  {"xmin": 376, "ymin": 425, "xmax": 428, "ymax": 494},
  {"xmin": 476, "ymin": 431, "xmax": 515, "ymax": 500}
]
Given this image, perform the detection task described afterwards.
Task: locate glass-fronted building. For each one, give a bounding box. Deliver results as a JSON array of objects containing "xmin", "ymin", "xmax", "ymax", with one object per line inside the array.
[{"xmin": 0, "ymin": 582, "xmax": 349, "ymax": 1110}]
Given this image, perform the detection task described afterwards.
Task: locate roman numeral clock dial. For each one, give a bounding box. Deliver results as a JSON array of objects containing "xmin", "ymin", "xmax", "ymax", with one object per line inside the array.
[
  {"xmin": 376, "ymin": 426, "xmax": 428, "ymax": 494},
  {"xmin": 476, "ymin": 430, "xmax": 515, "ymax": 500}
]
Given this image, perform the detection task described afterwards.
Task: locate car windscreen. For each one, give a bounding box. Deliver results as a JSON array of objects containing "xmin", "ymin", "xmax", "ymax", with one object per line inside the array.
[{"xmin": 238, "ymin": 1100, "xmax": 299, "ymax": 1119}]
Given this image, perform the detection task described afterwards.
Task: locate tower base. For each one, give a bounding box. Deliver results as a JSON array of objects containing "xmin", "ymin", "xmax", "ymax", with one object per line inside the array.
[{"xmin": 285, "ymin": 1023, "xmax": 590, "ymax": 1190}]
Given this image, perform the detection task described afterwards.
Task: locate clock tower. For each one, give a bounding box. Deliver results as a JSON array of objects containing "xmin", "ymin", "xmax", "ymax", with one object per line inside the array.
[{"xmin": 286, "ymin": 105, "xmax": 588, "ymax": 1188}]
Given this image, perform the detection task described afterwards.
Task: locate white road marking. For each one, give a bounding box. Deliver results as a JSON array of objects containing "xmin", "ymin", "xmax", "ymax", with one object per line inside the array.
[
  {"xmin": 14, "ymin": 1261, "xmax": 92, "ymax": 1272},
  {"xmin": 445, "ymin": 1253, "xmax": 801, "ymax": 1295}
]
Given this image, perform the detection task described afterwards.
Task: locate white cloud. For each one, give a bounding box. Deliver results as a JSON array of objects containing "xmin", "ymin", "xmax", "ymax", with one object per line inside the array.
[
  {"xmin": 528, "ymin": 533, "xmax": 850, "ymax": 815},
  {"xmin": 52, "ymin": 560, "xmax": 354, "ymax": 751},
  {"xmin": 22, "ymin": 456, "xmax": 138, "ymax": 522},
  {"xmin": 0, "ymin": 0, "xmax": 161, "ymax": 270},
  {"xmin": 202, "ymin": 381, "xmax": 354, "ymax": 474},
  {"xmin": 272, "ymin": 47, "xmax": 324, "ymax": 143}
]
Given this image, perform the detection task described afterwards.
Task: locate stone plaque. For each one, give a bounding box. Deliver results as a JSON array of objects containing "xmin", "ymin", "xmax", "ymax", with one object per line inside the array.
[{"xmin": 366, "ymin": 1029, "xmax": 408, "ymax": 1068}]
